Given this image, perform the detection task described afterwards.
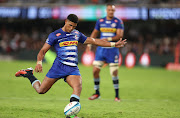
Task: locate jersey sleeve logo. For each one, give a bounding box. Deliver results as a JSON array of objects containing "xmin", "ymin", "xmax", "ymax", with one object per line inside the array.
[{"xmin": 59, "ymin": 41, "xmax": 78, "ymax": 47}]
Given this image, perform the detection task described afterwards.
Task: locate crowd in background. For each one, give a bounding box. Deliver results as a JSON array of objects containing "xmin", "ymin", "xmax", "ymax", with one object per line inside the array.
[
  {"xmin": 0, "ymin": 20, "xmax": 179, "ymax": 56},
  {"xmin": 0, "ymin": 0, "xmax": 180, "ymax": 4}
]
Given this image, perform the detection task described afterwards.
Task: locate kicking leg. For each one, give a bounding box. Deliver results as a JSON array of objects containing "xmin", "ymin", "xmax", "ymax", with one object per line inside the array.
[
  {"xmin": 15, "ymin": 67, "xmax": 58, "ymax": 94},
  {"xmin": 33, "ymin": 76, "xmax": 58, "ymax": 94}
]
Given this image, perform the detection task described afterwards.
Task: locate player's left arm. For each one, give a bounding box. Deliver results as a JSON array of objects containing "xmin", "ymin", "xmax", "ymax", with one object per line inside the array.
[{"xmin": 112, "ymin": 28, "xmax": 124, "ymax": 41}]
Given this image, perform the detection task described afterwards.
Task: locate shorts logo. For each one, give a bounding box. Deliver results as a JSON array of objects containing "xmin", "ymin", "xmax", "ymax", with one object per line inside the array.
[
  {"xmin": 59, "ymin": 41, "xmax": 78, "ymax": 47},
  {"xmin": 100, "ymin": 28, "xmax": 116, "ymax": 33}
]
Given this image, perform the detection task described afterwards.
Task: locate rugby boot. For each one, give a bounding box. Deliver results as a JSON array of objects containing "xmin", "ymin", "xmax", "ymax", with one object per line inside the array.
[
  {"xmin": 88, "ymin": 94, "xmax": 100, "ymax": 100},
  {"xmin": 15, "ymin": 67, "xmax": 33, "ymax": 77},
  {"xmin": 114, "ymin": 97, "xmax": 120, "ymax": 102}
]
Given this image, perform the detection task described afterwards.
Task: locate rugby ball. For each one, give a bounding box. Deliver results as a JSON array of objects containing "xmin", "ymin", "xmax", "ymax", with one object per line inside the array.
[{"xmin": 64, "ymin": 102, "xmax": 81, "ymax": 116}]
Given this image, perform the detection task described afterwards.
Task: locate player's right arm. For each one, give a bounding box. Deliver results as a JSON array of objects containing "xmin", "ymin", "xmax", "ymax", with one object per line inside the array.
[{"xmin": 35, "ymin": 43, "xmax": 51, "ymax": 73}]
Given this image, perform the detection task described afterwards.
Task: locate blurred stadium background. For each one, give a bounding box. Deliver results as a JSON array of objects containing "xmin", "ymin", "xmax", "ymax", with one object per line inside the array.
[
  {"xmin": 0, "ymin": 1, "xmax": 180, "ymax": 118},
  {"xmin": 0, "ymin": 0, "xmax": 180, "ymax": 68}
]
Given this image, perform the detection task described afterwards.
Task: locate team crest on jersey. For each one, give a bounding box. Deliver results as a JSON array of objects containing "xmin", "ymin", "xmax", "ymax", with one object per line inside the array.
[
  {"xmin": 59, "ymin": 41, "xmax": 78, "ymax": 47},
  {"xmin": 56, "ymin": 33, "xmax": 61, "ymax": 36},
  {"xmin": 111, "ymin": 23, "xmax": 116, "ymax": 28}
]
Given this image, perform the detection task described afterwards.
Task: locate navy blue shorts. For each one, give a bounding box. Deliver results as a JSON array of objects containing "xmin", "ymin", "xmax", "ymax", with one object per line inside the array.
[
  {"xmin": 46, "ymin": 59, "xmax": 81, "ymax": 80},
  {"xmin": 95, "ymin": 46, "xmax": 119, "ymax": 63}
]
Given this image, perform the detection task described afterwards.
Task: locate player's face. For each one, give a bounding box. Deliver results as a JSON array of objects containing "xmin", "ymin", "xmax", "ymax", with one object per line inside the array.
[
  {"xmin": 106, "ymin": 5, "xmax": 115, "ymax": 18},
  {"xmin": 65, "ymin": 20, "xmax": 77, "ymax": 33}
]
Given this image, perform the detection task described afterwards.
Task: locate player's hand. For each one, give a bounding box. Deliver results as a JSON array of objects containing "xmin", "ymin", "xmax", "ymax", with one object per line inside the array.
[
  {"xmin": 35, "ymin": 64, "xmax": 43, "ymax": 73},
  {"xmin": 115, "ymin": 38, "xmax": 127, "ymax": 48}
]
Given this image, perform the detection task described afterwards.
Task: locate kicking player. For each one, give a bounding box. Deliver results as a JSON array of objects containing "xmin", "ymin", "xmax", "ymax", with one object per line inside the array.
[
  {"xmin": 87, "ymin": 4, "xmax": 124, "ymax": 102},
  {"xmin": 15, "ymin": 14, "xmax": 126, "ymax": 118}
]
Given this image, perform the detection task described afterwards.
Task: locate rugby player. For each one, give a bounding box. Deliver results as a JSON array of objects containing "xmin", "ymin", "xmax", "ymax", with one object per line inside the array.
[
  {"xmin": 15, "ymin": 14, "xmax": 126, "ymax": 118},
  {"xmin": 87, "ymin": 4, "xmax": 124, "ymax": 102}
]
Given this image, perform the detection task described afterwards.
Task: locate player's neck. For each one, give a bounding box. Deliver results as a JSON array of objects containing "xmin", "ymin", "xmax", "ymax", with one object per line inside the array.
[
  {"xmin": 106, "ymin": 16, "xmax": 113, "ymax": 20},
  {"xmin": 61, "ymin": 27, "xmax": 66, "ymax": 32}
]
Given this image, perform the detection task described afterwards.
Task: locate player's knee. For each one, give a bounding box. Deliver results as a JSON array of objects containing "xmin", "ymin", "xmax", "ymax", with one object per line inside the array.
[
  {"xmin": 37, "ymin": 89, "xmax": 47, "ymax": 94},
  {"xmin": 93, "ymin": 61, "xmax": 104, "ymax": 69},
  {"xmin": 109, "ymin": 63, "xmax": 119, "ymax": 77},
  {"xmin": 93, "ymin": 68, "xmax": 100, "ymax": 77}
]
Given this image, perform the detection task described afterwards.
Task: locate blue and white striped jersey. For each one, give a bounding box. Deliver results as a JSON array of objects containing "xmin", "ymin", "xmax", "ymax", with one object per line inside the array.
[
  {"xmin": 46, "ymin": 28, "xmax": 87, "ymax": 66},
  {"xmin": 95, "ymin": 17, "xmax": 124, "ymax": 40}
]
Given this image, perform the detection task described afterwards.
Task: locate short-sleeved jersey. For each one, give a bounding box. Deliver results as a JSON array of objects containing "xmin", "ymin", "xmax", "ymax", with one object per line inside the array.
[
  {"xmin": 46, "ymin": 28, "xmax": 87, "ymax": 66},
  {"xmin": 95, "ymin": 17, "xmax": 124, "ymax": 40}
]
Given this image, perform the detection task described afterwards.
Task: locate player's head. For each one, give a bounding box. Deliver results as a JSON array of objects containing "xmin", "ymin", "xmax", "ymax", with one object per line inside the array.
[
  {"xmin": 106, "ymin": 4, "xmax": 115, "ymax": 18},
  {"xmin": 64, "ymin": 14, "xmax": 78, "ymax": 33}
]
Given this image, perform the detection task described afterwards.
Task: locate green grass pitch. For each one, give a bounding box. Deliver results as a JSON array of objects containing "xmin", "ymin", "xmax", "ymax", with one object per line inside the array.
[{"xmin": 0, "ymin": 61, "xmax": 180, "ymax": 118}]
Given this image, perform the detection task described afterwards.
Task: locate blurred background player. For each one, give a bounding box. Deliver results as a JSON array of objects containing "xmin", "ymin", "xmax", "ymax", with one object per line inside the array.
[
  {"xmin": 87, "ymin": 4, "xmax": 124, "ymax": 102},
  {"xmin": 15, "ymin": 14, "xmax": 127, "ymax": 118}
]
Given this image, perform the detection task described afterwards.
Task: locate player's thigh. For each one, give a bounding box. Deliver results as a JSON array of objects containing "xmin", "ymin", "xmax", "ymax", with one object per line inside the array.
[
  {"xmin": 40, "ymin": 76, "xmax": 58, "ymax": 91},
  {"xmin": 66, "ymin": 75, "xmax": 82, "ymax": 89}
]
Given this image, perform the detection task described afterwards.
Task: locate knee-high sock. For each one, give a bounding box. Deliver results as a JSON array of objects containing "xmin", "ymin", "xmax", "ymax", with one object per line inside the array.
[
  {"xmin": 112, "ymin": 76, "xmax": 119, "ymax": 98},
  {"xmin": 94, "ymin": 78, "xmax": 100, "ymax": 95}
]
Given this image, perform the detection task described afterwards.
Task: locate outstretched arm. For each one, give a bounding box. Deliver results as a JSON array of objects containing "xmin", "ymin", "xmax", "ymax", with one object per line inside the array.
[
  {"xmin": 84, "ymin": 37, "xmax": 127, "ymax": 48},
  {"xmin": 35, "ymin": 43, "xmax": 51, "ymax": 73}
]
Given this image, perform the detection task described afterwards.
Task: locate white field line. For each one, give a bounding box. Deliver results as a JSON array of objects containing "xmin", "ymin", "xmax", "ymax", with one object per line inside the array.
[{"xmin": 0, "ymin": 97, "xmax": 169, "ymax": 102}]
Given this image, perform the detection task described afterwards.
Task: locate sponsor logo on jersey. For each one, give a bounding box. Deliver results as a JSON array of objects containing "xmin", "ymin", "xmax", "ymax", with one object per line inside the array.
[
  {"xmin": 114, "ymin": 19, "xmax": 118, "ymax": 23},
  {"xmin": 59, "ymin": 41, "xmax": 78, "ymax": 47},
  {"xmin": 99, "ymin": 19, "xmax": 104, "ymax": 22},
  {"xmin": 56, "ymin": 33, "xmax": 61, "ymax": 36},
  {"xmin": 100, "ymin": 28, "xmax": 116, "ymax": 33},
  {"xmin": 74, "ymin": 31, "xmax": 79, "ymax": 34}
]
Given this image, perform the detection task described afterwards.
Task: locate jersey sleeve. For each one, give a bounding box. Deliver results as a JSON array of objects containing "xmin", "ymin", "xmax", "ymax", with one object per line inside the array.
[
  {"xmin": 46, "ymin": 33, "xmax": 55, "ymax": 46},
  {"xmin": 116, "ymin": 19, "xmax": 124, "ymax": 30},
  {"xmin": 79, "ymin": 32, "xmax": 87, "ymax": 44},
  {"xmin": 94, "ymin": 19, "xmax": 100, "ymax": 31}
]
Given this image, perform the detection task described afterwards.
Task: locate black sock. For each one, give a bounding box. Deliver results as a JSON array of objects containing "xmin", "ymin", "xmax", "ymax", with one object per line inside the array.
[
  {"xmin": 70, "ymin": 97, "xmax": 79, "ymax": 102},
  {"xmin": 115, "ymin": 89, "xmax": 119, "ymax": 98},
  {"xmin": 26, "ymin": 74, "xmax": 38, "ymax": 84},
  {"xmin": 96, "ymin": 89, "xmax": 100, "ymax": 95}
]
